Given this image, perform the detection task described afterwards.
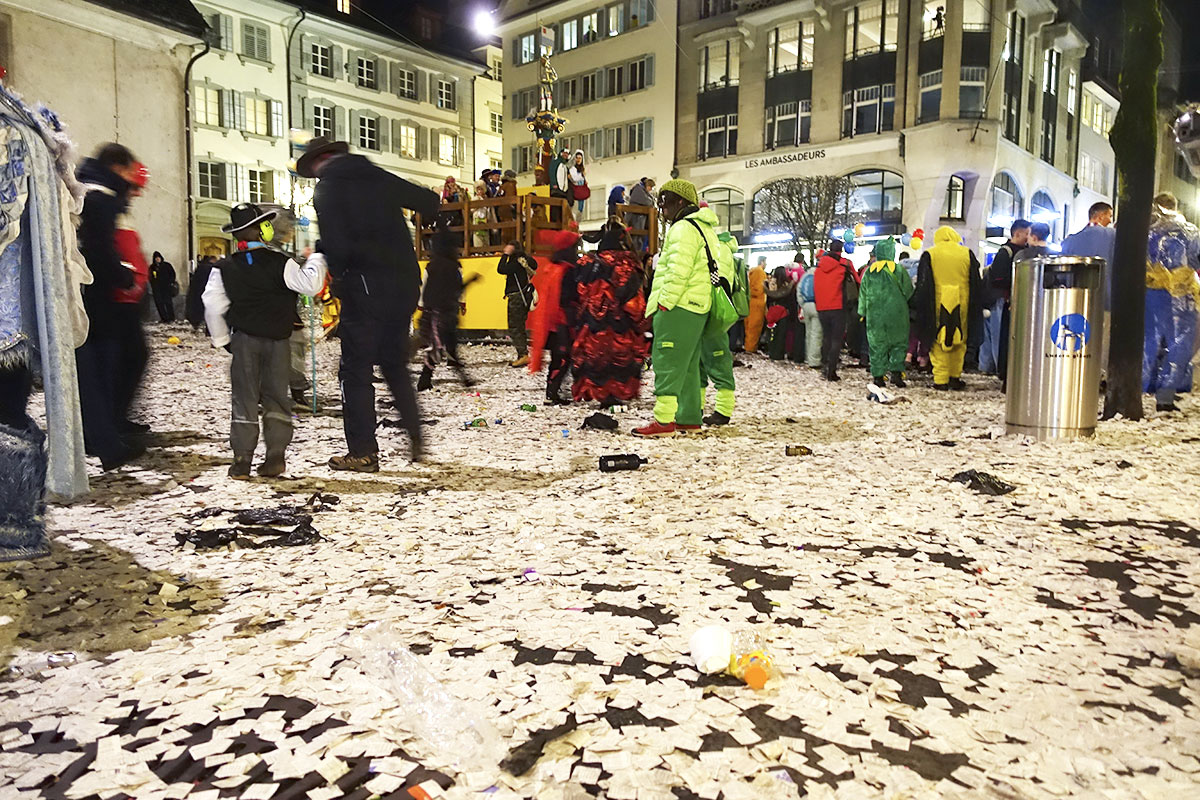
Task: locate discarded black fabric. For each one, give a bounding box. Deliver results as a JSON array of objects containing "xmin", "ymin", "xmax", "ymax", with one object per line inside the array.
[
  {"xmin": 176, "ymin": 521, "xmax": 324, "ymax": 550},
  {"xmin": 581, "ymin": 413, "xmax": 619, "ymax": 431},
  {"xmin": 951, "ymin": 470, "xmax": 1015, "ymax": 496}
]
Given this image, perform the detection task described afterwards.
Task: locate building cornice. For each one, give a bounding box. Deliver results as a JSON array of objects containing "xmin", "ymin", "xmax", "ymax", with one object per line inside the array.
[{"xmin": 5, "ymin": 0, "xmax": 203, "ymax": 49}]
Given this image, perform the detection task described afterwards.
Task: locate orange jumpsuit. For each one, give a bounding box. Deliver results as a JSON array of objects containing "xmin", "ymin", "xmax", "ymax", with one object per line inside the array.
[{"xmin": 744, "ymin": 266, "xmax": 768, "ymax": 352}]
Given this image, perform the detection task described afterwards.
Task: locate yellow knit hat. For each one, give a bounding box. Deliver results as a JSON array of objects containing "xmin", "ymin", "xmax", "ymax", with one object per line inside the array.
[{"xmin": 658, "ymin": 179, "xmax": 698, "ymax": 206}]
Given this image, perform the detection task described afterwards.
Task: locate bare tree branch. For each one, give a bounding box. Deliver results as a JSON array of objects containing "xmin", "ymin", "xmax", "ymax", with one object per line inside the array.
[{"xmin": 753, "ymin": 176, "xmax": 861, "ymax": 260}]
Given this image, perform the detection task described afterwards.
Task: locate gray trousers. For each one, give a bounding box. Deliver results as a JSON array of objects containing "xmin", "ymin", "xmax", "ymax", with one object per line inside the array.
[
  {"xmin": 230, "ymin": 331, "xmax": 293, "ymax": 460},
  {"xmin": 289, "ymin": 328, "xmax": 309, "ymax": 392},
  {"xmin": 802, "ymin": 301, "xmax": 823, "ymax": 367}
]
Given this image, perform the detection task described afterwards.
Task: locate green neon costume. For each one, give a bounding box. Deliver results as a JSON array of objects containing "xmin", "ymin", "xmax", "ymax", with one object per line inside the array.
[
  {"xmin": 857, "ymin": 237, "xmax": 913, "ymax": 377},
  {"xmin": 648, "ymin": 205, "xmax": 730, "ymax": 424},
  {"xmin": 690, "ymin": 231, "xmax": 739, "ymax": 421}
]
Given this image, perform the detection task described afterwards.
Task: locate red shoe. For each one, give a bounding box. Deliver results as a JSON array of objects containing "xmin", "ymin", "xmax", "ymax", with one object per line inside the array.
[
  {"xmin": 677, "ymin": 424, "xmax": 702, "ymax": 432},
  {"xmin": 632, "ymin": 421, "xmax": 678, "ymax": 437}
]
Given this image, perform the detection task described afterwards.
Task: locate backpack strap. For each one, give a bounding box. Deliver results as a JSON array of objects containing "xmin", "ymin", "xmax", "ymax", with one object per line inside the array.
[{"xmin": 686, "ymin": 219, "xmax": 720, "ymax": 286}]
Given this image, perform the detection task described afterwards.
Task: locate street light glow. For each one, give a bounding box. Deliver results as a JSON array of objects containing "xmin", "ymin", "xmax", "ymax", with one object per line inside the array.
[{"xmin": 473, "ymin": 9, "xmax": 495, "ymax": 37}]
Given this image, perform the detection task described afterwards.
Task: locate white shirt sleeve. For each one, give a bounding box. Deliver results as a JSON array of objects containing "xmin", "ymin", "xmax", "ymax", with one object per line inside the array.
[
  {"xmin": 284, "ymin": 252, "xmax": 327, "ymax": 298},
  {"xmin": 202, "ymin": 268, "xmax": 232, "ymax": 348}
]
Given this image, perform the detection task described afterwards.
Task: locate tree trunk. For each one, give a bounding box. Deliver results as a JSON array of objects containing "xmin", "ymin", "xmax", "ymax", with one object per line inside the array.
[{"xmin": 1103, "ymin": 0, "xmax": 1162, "ymax": 421}]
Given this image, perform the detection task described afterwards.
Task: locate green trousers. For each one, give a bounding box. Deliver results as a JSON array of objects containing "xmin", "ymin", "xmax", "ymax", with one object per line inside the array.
[
  {"xmin": 867, "ymin": 333, "xmax": 909, "ymax": 377},
  {"xmin": 691, "ymin": 330, "xmax": 735, "ymax": 421},
  {"xmin": 651, "ymin": 306, "xmax": 706, "ymax": 425}
]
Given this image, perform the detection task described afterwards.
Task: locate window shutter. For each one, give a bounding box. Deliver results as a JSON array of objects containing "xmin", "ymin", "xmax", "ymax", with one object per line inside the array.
[
  {"xmin": 220, "ymin": 14, "xmax": 233, "ymax": 51},
  {"xmin": 378, "ymin": 115, "xmax": 389, "ymax": 152},
  {"xmin": 391, "ymin": 62, "xmax": 402, "ymax": 98},
  {"xmin": 511, "ymin": 147, "xmax": 519, "ymax": 171},
  {"xmin": 238, "ymin": 165, "xmax": 251, "ymax": 202},
  {"xmin": 416, "ymin": 124, "xmax": 427, "ymax": 159},
  {"xmin": 645, "ymin": 119, "xmax": 653, "ymax": 150},
  {"xmin": 225, "ymin": 163, "xmax": 238, "ymax": 202},
  {"xmin": 456, "ymin": 136, "xmax": 465, "ymax": 166},
  {"xmin": 391, "ymin": 119, "xmax": 403, "ymax": 154},
  {"xmin": 259, "ymin": 25, "xmax": 270, "ymax": 61},
  {"xmin": 300, "ymin": 34, "xmax": 311, "ymax": 75},
  {"xmin": 232, "ymin": 91, "xmax": 246, "ymax": 130},
  {"xmin": 594, "ymin": 69, "xmax": 604, "ymax": 100},
  {"xmin": 301, "ymin": 97, "xmax": 313, "ymax": 134},
  {"xmin": 646, "ymin": 55, "xmax": 655, "ymax": 86},
  {"xmin": 429, "ymin": 73, "xmax": 438, "ymax": 105},
  {"xmin": 511, "ymin": 37, "xmax": 519, "ymax": 65},
  {"xmin": 430, "ymin": 129, "xmax": 437, "ymax": 161},
  {"xmin": 416, "ymin": 69, "xmax": 428, "ymax": 103},
  {"xmin": 331, "ymin": 45, "xmax": 344, "ymax": 80},
  {"xmin": 220, "ymin": 89, "xmax": 234, "ymax": 128},
  {"xmin": 377, "ymin": 59, "xmax": 389, "ymax": 92},
  {"xmin": 646, "ymin": 2, "xmax": 655, "ymax": 22},
  {"xmin": 512, "ymin": 91, "xmax": 521, "ymax": 119},
  {"xmin": 334, "ymin": 105, "xmax": 346, "ymax": 140},
  {"xmin": 349, "ymin": 109, "xmax": 361, "ymax": 146}
]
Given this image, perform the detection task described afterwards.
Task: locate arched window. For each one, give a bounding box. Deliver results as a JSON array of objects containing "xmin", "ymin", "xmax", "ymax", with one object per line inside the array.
[
  {"xmin": 1030, "ymin": 189, "xmax": 1059, "ymax": 239},
  {"xmin": 837, "ymin": 169, "xmax": 904, "ymax": 230},
  {"xmin": 942, "ymin": 175, "xmax": 965, "ymax": 220},
  {"xmin": 990, "ymin": 171, "xmax": 1023, "ymax": 225},
  {"xmin": 701, "ymin": 187, "xmax": 745, "ymax": 237}
]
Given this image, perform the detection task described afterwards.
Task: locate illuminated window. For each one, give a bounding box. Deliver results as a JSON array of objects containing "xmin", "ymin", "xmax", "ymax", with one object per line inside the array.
[
  {"xmin": 196, "ymin": 87, "xmax": 221, "ymax": 126},
  {"xmin": 337, "ymin": 0, "xmax": 350, "ymax": 12},
  {"xmin": 438, "ymin": 132, "xmax": 456, "ymax": 165},
  {"xmin": 397, "ymin": 124, "xmax": 417, "ymax": 158},
  {"xmin": 245, "ymin": 97, "xmax": 269, "ymax": 135},
  {"xmin": 247, "ymin": 169, "xmax": 273, "ymax": 204}
]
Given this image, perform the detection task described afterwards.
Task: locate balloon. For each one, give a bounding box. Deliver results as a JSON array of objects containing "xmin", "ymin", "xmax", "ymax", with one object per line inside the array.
[
  {"xmin": 844, "ymin": 241, "xmax": 856, "ymax": 254},
  {"xmin": 900, "ymin": 233, "xmax": 912, "ymax": 246},
  {"xmin": 843, "ymin": 230, "xmax": 855, "ymax": 244},
  {"xmin": 913, "ymin": 228, "xmax": 925, "ymax": 239},
  {"xmin": 910, "ymin": 237, "xmax": 924, "ymax": 250},
  {"xmin": 853, "ymin": 222, "xmax": 866, "ymax": 238}
]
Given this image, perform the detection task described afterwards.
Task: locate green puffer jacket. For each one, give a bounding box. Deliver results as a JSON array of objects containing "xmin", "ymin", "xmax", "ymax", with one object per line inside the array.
[{"xmin": 648, "ymin": 206, "xmax": 734, "ymax": 316}]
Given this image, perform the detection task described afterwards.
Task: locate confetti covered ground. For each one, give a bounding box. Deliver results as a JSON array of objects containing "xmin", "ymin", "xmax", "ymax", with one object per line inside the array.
[{"xmin": 3, "ymin": 326, "xmax": 1200, "ymax": 800}]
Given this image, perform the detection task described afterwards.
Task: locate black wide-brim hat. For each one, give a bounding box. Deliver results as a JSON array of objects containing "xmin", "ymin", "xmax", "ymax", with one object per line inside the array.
[
  {"xmin": 222, "ymin": 202, "xmax": 277, "ymax": 234},
  {"xmin": 296, "ymin": 135, "xmax": 350, "ymax": 178}
]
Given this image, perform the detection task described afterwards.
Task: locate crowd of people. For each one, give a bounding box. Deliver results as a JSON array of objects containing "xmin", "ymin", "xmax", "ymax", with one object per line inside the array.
[{"xmin": 6, "ymin": 135, "xmax": 1198, "ymax": 510}]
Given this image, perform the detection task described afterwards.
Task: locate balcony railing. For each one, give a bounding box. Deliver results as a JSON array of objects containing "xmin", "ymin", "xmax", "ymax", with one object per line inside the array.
[{"xmin": 413, "ymin": 195, "xmax": 658, "ymax": 259}]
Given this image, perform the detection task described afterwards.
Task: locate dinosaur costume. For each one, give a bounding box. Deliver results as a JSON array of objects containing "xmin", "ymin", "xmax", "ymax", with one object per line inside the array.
[
  {"xmin": 914, "ymin": 226, "xmax": 982, "ymax": 387},
  {"xmin": 857, "ymin": 237, "xmax": 913, "ymax": 382}
]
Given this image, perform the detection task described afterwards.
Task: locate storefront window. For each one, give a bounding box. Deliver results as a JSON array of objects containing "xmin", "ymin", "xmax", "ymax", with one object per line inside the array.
[
  {"xmin": 990, "ymin": 171, "xmax": 1023, "ymax": 226},
  {"xmin": 838, "ymin": 169, "xmax": 903, "ymax": 225},
  {"xmin": 701, "ymin": 187, "xmax": 745, "ymax": 237}
]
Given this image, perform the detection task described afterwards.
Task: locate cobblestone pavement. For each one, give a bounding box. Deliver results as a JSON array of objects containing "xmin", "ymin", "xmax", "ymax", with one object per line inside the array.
[{"xmin": 3, "ymin": 326, "xmax": 1199, "ymax": 800}]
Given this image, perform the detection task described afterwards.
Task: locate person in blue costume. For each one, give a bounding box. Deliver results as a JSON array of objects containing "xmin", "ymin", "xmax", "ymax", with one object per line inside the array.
[{"xmin": 1144, "ymin": 193, "xmax": 1200, "ymax": 412}]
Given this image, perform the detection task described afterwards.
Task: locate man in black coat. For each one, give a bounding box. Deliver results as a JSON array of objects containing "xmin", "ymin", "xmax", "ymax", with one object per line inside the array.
[
  {"xmin": 75, "ymin": 143, "xmax": 145, "ymax": 470},
  {"xmin": 298, "ymin": 136, "xmax": 440, "ymax": 472}
]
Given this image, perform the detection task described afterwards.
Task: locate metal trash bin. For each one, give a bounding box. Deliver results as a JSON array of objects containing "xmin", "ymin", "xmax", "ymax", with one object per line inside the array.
[{"xmin": 1006, "ymin": 256, "xmax": 1106, "ymax": 440}]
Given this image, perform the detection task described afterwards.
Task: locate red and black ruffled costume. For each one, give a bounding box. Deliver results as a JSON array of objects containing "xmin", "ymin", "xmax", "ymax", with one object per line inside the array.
[{"xmin": 569, "ymin": 249, "xmax": 650, "ymax": 403}]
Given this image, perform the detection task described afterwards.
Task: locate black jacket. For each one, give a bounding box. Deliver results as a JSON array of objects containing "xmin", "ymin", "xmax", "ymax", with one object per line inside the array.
[
  {"xmin": 422, "ymin": 253, "xmax": 464, "ymax": 315},
  {"xmin": 497, "ymin": 252, "xmax": 536, "ymax": 299},
  {"xmin": 151, "ymin": 260, "xmax": 177, "ymax": 293},
  {"xmin": 987, "ymin": 240, "xmax": 1020, "ymax": 305},
  {"xmin": 186, "ymin": 261, "xmax": 214, "ymax": 325},
  {"xmin": 76, "ymin": 158, "xmax": 133, "ymax": 336},
  {"xmin": 312, "ymin": 154, "xmax": 439, "ymax": 317}
]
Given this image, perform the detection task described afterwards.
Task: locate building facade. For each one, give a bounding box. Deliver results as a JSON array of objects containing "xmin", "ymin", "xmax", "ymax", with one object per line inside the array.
[
  {"xmin": 474, "ymin": 43, "xmax": 506, "ymax": 178},
  {"xmin": 497, "ymin": 0, "xmax": 677, "ymax": 224},
  {"xmin": 0, "ymin": 0, "xmax": 206, "ymax": 272},
  {"xmin": 189, "ymin": 0, "xmax": 489, "ymax": 253},
  {"xmin": 675, "ymin": 0, "xmax": 1102, "ymax": 264}
]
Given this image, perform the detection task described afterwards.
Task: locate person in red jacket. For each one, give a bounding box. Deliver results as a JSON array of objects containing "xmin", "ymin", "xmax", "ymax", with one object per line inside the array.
[{"xmin": 813, "ymin": 239, "xmax": 855, "ymax": 381}]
